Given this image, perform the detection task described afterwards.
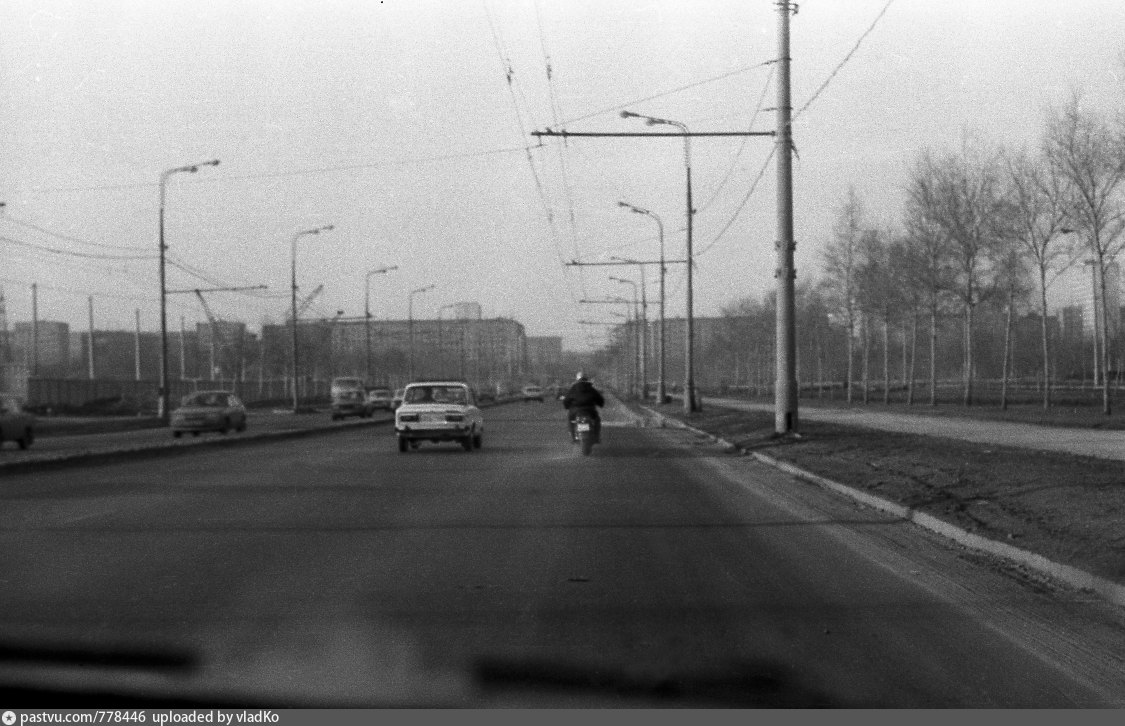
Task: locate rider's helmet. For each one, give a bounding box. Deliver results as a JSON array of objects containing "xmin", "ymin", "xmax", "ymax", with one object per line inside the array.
[{"xmin": 576, "ymin": 371, "xmax": 588, "ymax": 381}]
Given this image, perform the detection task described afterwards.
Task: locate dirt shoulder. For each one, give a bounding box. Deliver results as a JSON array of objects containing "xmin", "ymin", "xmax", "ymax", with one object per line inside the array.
[{"xmin": 637, "ymin": 401, "xmax": 1125, "ymax": 588}]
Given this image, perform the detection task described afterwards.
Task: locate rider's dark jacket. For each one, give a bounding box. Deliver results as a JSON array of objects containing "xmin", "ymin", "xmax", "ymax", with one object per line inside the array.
[{"xmin": 562, "ymin": 380, "xmax": 605, "ymax": 417}]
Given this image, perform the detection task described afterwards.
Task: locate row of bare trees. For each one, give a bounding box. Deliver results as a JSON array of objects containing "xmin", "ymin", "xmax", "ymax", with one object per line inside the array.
[{"xmin": 810, "ymin": 95, "xmax": 1125, "ymax": 412}]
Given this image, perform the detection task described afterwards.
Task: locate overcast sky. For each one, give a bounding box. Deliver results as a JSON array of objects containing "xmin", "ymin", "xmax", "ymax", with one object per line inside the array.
[{"xmin": 2, "ymin": 0, "xmax": 1123, "ymax": 351}]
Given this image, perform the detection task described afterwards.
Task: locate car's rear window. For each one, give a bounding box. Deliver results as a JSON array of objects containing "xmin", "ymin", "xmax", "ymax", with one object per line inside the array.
[
  {"xmin": 183, "ymin": 393, "xmax": 227, "ymax": 407},
  {"xmin": 405, "ymin": 386, "xmax": 468, "ymax": 404}
]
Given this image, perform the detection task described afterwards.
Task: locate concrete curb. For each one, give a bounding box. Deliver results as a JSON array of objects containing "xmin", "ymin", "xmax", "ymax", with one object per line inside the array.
[{"xmin": 637, "ymin": 404, "xmax": 1125, "ymax": 609}]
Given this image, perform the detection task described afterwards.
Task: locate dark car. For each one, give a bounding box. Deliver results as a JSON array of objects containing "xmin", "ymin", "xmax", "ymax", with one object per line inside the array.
[
  {"xmin": 0, "ymin": 394, "xmax": 35, "ymax": 450},
  {"xmin": 170, "ymin": 390, "xmax": 247, "ymax": 438}
]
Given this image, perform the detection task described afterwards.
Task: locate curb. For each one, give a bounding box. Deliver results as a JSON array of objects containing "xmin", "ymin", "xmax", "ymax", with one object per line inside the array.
[{"xmin": 637, "ymin": 404, "xmax": 1125, "ymax": 609}]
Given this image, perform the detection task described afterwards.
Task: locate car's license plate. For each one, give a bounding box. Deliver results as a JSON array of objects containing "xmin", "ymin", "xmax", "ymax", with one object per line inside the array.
[{"xmin": 576, "ymin": 422, "xmax": 591, "ymax": 432}]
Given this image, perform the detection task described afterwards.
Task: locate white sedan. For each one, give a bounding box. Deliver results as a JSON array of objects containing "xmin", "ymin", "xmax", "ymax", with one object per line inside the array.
[{"xmin": 394, "ymin": 381, "xmax": 483, "ymax": 453}]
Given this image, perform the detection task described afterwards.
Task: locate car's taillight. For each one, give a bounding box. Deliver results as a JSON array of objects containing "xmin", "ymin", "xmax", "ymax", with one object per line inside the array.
[{"xmin": 445, "ymin": 414, "xmax": 465, "ymax": 422}]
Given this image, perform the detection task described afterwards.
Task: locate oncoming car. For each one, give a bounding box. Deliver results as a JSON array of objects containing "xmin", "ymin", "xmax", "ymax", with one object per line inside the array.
[
  {"xmin": 170, "ymin": 390, "xmax": 247, "ymax": 438},
  {"xmin": 394, "ymin": 381, "xmax": 483, "ymax": 453},
  {"xmin": 521, "ymin": 384, "xmax": 544, "ymax": 402}
]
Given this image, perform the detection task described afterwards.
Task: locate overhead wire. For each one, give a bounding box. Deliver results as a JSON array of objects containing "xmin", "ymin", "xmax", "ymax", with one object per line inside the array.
[
  {"xmin": 794, "ymin": 0, "xmax": 896, "ymax": 121},
  {"xmin": 481, "ymin": 0, "xmax": 583, "ymax": 307},
  {"xmin": 558, "ymin": 61, "xmax": 774, "ymax": 127},
  {"xmin": 694, "ymin": 0, "xmax": 895, "ymax": 259},
  {"xmin": 3, "ymin": 215, "xmax": 150, "ymax": 252}
]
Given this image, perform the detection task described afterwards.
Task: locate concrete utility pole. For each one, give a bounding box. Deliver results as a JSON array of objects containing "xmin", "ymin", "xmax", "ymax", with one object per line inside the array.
[{"xmin": 775, "ymin": 1, "xmax": 799, "ymax": 434}]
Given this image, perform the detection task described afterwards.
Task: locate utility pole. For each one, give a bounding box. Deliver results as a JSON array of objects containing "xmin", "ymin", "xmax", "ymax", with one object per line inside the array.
[{"xmin": 775, "ymin": 1, "xmax": 799, "ymax": 434}]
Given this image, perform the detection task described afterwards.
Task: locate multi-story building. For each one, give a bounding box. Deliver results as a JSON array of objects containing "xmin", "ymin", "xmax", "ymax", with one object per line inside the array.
[
  {"xmin": 260, "ymin": 314, "xmax": 527, "ymax": 391},
  {"xmin": 12, "ymin": 321, "xmax": 70, "ymax": 377}
]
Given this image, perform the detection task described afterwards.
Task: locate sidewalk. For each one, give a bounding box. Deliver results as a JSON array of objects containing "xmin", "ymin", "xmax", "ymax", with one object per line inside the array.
[{"xmin": 704, "ymin": 397, "xmax": 1125, "ymax": 462}]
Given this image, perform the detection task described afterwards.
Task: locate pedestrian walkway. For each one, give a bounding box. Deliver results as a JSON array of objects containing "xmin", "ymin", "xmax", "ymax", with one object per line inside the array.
[{"xmin": 704, "ymin": 397, "xmax": 1125, "ymax": 462}]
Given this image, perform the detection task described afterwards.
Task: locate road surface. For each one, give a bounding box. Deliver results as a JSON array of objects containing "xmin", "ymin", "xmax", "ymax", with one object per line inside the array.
[{"xmin": 2, "ymin": 398, "xmax": 1123, "ymax": 706}]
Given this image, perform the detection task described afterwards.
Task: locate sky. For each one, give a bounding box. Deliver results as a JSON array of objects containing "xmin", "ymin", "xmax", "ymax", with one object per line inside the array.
[{"xmin": 2, "ymin": 0, "xmax": 1124, "ymax": 352}]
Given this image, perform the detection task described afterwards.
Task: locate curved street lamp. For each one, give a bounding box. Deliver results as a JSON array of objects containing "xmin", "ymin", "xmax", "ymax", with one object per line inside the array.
[
  {"xmin": 621, "ymin": 110, "xmax": 696, "ymax": 413},
  {"xmin": 408, "ymin": 284, "xmax": 435, "ymax": 380},
  {"xmin": 365, "ymin": 265, "xmax": 398, "ymax": 381},
  {"xmin": 290, "ymin": 224, "xmax": 334, "ymax": 411},
  {"xmin": 158, "ymin": 159, "xmax": 220, "ymax": 422}
]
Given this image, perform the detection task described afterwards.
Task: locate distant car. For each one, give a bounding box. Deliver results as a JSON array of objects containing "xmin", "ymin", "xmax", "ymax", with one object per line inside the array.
[
  {"xmin": 331, "ymin": 388, "xmax": 373, "ymax": 420},
  {"xmin": 521, "ymin": 385, "xmax": 544, "ymax": 402},
  {"xmin": 392, "ymin": 388, "xmax": 405, "ymax": 409},
  {"xmin": 394, "ymin": 381, "xmax": 483, "ymax": 453},
  {"xmin": 170, "ymin": 390, "xmax": 247, "ymax": 438},
  {"xmin": 366, "ymin": 388, "xmax": 394, "ymax": 411},
  {"xmin": 0, "ymin": 394, "xmax": 36, "ymax": 450}
]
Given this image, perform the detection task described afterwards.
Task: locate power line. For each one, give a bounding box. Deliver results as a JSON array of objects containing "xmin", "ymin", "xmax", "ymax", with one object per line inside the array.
[
  {"xmin": 0, "ymin": 234, "xmax": 153, "ymax": 260},
  {"xmin": 696, "ymin": 64, "xmax": 776, "ymax": 216},
  {"xmin": 3, "ymin": 215, "xmax": 149, "ymax": 252},
  {"xmin": 794, "ymin": 0, "xmax": 896, "ymax": 120},
  {"xmin": 559, "ymin": 61, "xmax": 774, "ymax": 127},
  {"xmin": 15, "ymin": 145, "xmax": 534, "ymax": 195}
]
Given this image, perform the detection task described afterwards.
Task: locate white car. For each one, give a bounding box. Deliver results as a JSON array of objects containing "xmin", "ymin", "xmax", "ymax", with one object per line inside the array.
[{"xmin": 394, "ymin": 381, "xmax": 483, "ymax": 453}]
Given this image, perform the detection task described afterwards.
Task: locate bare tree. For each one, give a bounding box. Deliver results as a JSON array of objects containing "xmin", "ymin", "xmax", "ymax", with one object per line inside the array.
[
  {"xmin": 909, "ymin": 140, "xmax": 1008, "ymax": 406},
  {"xmin": 887, "ymin": 234, "xmax": 926, "ymax": 404},
  {"xmin": 1002, "ymin": 144, "xmax": 1080, "ymax": 408},
  {"xmin": 904, "ymin": 153, "xmax": 958, "ymax": 406},
  {"xmin": 822, "ymin": 188, "xmax": 865, "ymax": 403},
  {"xmin": 855, "ymin": 228, "xmax": 899, "ymax": 404},
  {"xmin": 1043, "ymin": 94, "xmax": 1125, "ymax": 414}
]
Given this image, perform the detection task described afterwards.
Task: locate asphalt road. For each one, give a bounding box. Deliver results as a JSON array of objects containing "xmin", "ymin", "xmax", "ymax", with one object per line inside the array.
[{"xmin": 2, "ymin": 398, "xmax": 1124, "ymax": 707}]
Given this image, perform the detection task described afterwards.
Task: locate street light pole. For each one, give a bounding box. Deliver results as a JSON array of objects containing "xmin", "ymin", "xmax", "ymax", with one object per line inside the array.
[
  {"xmin": 621, "ymin": 112, "xmax": 696, "ymax": 413},
  {"xmin": 291, "ymin": 224, "xmax": 334, "ymax": 412},
  {"xmin": 408, "ymin": 284, "xmax": 435, "ymax": 380},
  {"xmin": 437, "ymin": 303, "xmax": 455, "ymax": 378},
  {"xmin": 365, "ymin": 265, "xmax": 398, "ymax": 382},
  {"xmin": 611, "ymin": 259, "xmax": 650, "ymax": 399},
  {"xmin": 610, "ymin": 276, "xmax": 642, "ymax": 398},
  {"xmin": 619, "ymin": 202, "xmax": 667, "ymax": 402},
  {"xmin": 158, "ymin": 159, "xmax": 219, "ymax": 423}
]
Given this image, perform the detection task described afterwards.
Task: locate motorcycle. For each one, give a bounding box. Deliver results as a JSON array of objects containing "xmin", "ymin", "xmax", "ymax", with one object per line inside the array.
[{"xmin": 572, "ymin": 413, "xmax": 598, "ymax": 456}]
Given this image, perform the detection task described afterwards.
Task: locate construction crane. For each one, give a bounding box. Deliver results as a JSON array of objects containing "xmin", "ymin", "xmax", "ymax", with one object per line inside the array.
[
  {"xmin": 291, "ymin": 284, "xmax": 324, "ymax": 321},
  {"xmin": 169, "ymin": 285, "xmax": 267, "ymax": 381}
]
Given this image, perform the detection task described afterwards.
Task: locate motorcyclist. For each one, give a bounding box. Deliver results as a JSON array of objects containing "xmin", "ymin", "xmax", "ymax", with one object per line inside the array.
[{"xmin": 562, "ymin": 371, "xmax": 605, "ymax": 443}]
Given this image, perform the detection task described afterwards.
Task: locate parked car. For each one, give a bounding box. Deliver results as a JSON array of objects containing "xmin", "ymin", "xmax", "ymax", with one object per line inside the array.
[
  {"xmin": 366, "ymin": 388, "xmax": 395, "ymax": 411},
  {"xmin": 170, "ymin": 390, "xmax": 247, "ymax": 438},
  {"xmin": 331, "ymin": 388, "xmax": 373, "ymax": 420},
  {"xmin": 0, "ymin": 394, "xmax": 36, "ymax": 450},
  {"xmin": 391, "ymin": 388, "xmax": 405, "ymax": 410},
  {"xmin": 394, "ymin": 381, "xmax": 483, "ymax": 453},
  {"xmin": 521, "ymin": 384, "xmax": 544, "ymax": 402}
]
